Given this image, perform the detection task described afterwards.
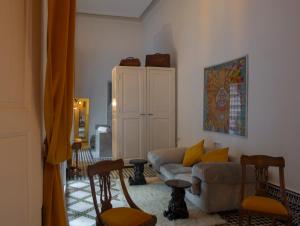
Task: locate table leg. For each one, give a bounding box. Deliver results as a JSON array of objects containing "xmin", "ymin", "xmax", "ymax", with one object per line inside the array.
[
  {"xmin": 164, "ymin": 187, "xmax": 189, "ymax": 220},
  {"xmin": 72, "ymin": 149, "xmax": 82, "ymax": 178},
  {"xmin": 129, "ymin": 163, "xmax": 146, "ymax": 185}
]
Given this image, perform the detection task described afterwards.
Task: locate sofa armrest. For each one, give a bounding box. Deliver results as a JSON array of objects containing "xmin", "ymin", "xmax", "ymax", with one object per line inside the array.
[
  {"xmin": 148, "ymin": 147, "xmax": 187, "ymax": 172},
  {"xmin": 192, "ymin": 162, "xmax": 255, "ymax": 184}
]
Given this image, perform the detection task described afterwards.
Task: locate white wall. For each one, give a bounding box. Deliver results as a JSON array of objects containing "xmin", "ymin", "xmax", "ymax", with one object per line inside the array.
[
  {"xmin": 142, "ymin": 0, "xmax": 300, "ymax": 192},
  {"xmin": 75, "ymin": 14, "xmax": 144, "ymax": 138}
]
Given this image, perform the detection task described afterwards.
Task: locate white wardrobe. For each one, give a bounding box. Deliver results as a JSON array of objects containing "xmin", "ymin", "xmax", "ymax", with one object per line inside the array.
[{"xmin": 112, "ymin": 66, "xmax": 176, "ymax": 162}]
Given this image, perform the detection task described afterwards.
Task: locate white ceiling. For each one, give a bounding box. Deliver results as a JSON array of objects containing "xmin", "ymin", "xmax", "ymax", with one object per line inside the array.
[{"xmin": 76, "ymin": 0, "xmax": 153, "ymax": 18}]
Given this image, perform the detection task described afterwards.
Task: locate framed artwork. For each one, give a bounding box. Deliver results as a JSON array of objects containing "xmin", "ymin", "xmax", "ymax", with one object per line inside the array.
[{"xmin": 204, "ymin": 56, "xmax": 248, "ymax": 136}]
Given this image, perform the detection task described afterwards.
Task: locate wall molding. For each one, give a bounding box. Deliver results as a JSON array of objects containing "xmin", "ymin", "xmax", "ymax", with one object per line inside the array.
[
  {"xmin": 140, "ymin": 0, "xmax": 160, "ymax": 20},
  {"xmin": 76, "ymin": 12, "xmax": 142, "ymax": 23}
]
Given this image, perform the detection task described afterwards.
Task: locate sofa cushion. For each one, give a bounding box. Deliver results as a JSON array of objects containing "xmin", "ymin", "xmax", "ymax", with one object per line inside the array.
[
  {"xmin": 174, "ymin": 173, "xmax": 193, "ymax": 183},
  {"xmin": 201, "ymin": 147, "xmax": 229, "ymax": 163},
  {"xmin": 148, "ymin": 147, "xmax": 186, "ymax": 172},
  {"xmin": 192, "ymin": 162, "xmax": 256, "ymax": 184},
  {"xmin": 160, "ymin": 164, "xmax": 192, "ymax": 180},
  {"xmin": 182, "ymin": 140, "xmax": 204, "ymax": 166}
]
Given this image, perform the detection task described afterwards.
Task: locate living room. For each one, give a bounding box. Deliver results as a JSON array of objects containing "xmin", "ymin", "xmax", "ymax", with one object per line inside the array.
[
  {"xmin": 64, "ymin": 0, "xmax": 300, "ymax": 225},
  {"xmin": 1, "ymin": 0, "xmax": 299, "ymax": 226}
]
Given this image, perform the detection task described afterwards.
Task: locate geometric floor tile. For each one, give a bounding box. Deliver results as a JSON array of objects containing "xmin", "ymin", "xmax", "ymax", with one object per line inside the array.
[
  {"xmin": 66, "ymin": 169, "xmax": 300, "ymax": 226},
  {"xmin": 86, "ymin": 209, "xmax": 97, "ymax": 218},
  {"xmin": 69, "ymin": 201, "xmax": 93, "ymax": 212},
  {"xmin": 66, "ymin": 197, "xmax": 77, "ymax": 204},
  {"xmin": 111, "ymin": 199, "xmax": 125, "ymax": 208},
  {"xmin": 84, "ymin": 195, "xmax": 100, "ymax": 204},
  {"xmin": 83, "ymin": 186, "xmax": 92, "ymax": 192},
  {"xmin": 69, "ymin": 216, "xmax": 95, "ymax": 226},
  {"xmin": 70, "ymin": 181, "xmax": 90, "ymax": 189},
  {"xmin": 69, "ymin": 190, "xmax": 90, "ymax": 199}
]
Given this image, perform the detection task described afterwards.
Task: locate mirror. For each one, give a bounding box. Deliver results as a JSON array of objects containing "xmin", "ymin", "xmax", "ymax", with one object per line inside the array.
[{"xmin": 73, "ymin": 98, "xmax": 90, "ymax": 143}]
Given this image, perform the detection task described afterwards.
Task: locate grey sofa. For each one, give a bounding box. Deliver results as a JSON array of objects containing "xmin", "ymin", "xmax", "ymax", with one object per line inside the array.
[{"xmin": 148, "ymin": 147, "xmax": 256, "ymax": 213}]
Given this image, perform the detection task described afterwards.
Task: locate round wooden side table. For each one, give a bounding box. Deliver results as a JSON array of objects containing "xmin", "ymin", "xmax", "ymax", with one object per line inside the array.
[
  {"xmin": 128, "ymin": 159, "xmax": 148, "ymax": 185},
  {"xmin": 164, "ymin": 179, "xmax": 192, "ymax": 220}
]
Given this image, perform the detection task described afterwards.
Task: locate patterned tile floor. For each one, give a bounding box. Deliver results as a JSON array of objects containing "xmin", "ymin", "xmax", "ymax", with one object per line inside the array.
[
  {"xmin": 66, "ymin": 168, "xmax": 300, "ymax": 226},
  {"xmin": 66, "ymin": 166, "xmax": 157, "ymax": 226},
  {"xmin": 66, "ymin": 180, "xmax": 119, "ymax": 226}
]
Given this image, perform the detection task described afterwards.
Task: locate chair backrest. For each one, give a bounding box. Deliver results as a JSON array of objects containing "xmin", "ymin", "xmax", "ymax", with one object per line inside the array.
[
  {"xmin": 87, "ymin": 159, "xmax": 140, "ymax": 225},
  {"xmin": 240, "ymin": 155, "xmax": 288, "ymax": 207},
  {"xmin": 72, "ymin": 141, "xmax": 82, "ymax": 150}
]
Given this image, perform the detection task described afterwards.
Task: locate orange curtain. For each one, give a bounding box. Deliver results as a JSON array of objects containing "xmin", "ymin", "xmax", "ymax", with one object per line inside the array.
[{"xmin": 43, "ymin": 0, "xmax": 76, "ymax": 226}]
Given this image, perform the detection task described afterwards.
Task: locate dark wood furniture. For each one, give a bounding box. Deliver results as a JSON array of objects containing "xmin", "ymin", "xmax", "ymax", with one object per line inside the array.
[
  {"xmin": 129, "ymin": 159, "xmax": 148, "ymax": 185},
  {"xmin": 119, "ymin": 57, "xmax": 141, "ymax": 66},
  {"xmin": 240, "ymin": 155, "xmax": 292, "ymax": 226},
  {"xmin": 87, "ymin": 159, "xmax": 157, "ymax": 226},
  {"xmin": 67, "ymin": 141, "xmax": 82, "ymax": 179},
  {"xmin": 163, "ymin": 179, "xmax": 191, "ymax": 220},
  {"xmin": 145, "ymin": 53, "xmax": 171, "ymax": 67}
]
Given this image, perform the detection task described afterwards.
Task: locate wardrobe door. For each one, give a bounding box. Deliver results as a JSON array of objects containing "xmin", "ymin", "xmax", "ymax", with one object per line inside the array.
[
  {"xmin": 114, "ymin": 67, "xmax": 147, "ymax": 162},
  {"xmin": 147, "ymin": 68, "xmax": 176, "ymax": 152}
]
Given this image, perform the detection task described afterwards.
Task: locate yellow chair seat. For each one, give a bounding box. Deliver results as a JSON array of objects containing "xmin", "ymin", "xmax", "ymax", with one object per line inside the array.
[
  {"xmin": 101, "ymin": 207, "xmax": 153, "ymax": 226},
  {"xmin": 242, "ymin": 196, "xmax": 288, "ymax": 216}
]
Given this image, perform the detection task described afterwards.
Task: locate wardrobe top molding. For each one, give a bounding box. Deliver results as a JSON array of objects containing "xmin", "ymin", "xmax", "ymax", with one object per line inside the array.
[{"xmin": 113, "ymin": 66, "xmax": 175, "ymax": 72}]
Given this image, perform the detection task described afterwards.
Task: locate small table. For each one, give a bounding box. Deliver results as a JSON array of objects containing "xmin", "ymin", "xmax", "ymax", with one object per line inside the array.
[
  {"xmin": 128, "ymin": 159, "xmax": 148, "ymax": 185},
  {"xmin": 68, "ymin": 141, "xmax": 83, "ymax": 179},
  {"xmin": 164, "ymin": 179, "xmax": 192, "ymax": 220}
]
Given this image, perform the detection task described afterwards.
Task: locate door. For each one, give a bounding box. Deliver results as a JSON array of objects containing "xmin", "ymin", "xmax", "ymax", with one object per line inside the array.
[
  {"xmin": 147, "ymin": 68, "xmax": 176, "ymax": 152},
  {"xmin": 0, "ymin": 1, "xmax": 42, "ymax": 226},
  {"xmin": 116, "ymin": 67, "xmax": 146, "ymax": 162}
]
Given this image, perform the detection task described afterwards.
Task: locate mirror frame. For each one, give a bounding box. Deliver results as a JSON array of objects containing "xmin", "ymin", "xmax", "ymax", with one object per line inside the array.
[{"xmin": 73, "ymin": 98, "xmax": 90, "ymax": 143}]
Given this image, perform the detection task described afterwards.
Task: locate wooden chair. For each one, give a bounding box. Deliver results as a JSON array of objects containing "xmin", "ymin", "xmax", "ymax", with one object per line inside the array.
[
  {"xmin": 67, "ymin": 141, "xmax": 82, "ymax": 179},
  {"xmin": 239, "ymin": 155, "xmax": 292, "ymax": 226},
  {"xmin": 87, "ymin": 159, "xmax": 157, "ymax": 226}
]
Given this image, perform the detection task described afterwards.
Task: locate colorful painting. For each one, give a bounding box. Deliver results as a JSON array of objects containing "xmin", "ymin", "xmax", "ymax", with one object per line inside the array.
[{"xmin": 204, "ymin": 56, "xmax": 248, "ymax": 136}]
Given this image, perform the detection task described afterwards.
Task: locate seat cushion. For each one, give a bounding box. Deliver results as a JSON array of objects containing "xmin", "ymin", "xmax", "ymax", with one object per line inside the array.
[
  {"xmin": 242, "ymin": 196, "xmax": 288, "ymax": 216},
  {"xmin": 101, "ymin": 207, "xmax": 153, "ymax": 226},
  {"xmin": 160, "ymin": 163, "xmax": 192, "ymax": 180}
]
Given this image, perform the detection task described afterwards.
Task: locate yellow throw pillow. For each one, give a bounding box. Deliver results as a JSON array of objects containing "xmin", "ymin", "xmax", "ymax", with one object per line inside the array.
[
  {"xmin": 182, "ymin": 140, "xmax": 205, "ymax": 167},
  {"xmin": 201, "ymin": 147, "xmax": 229, "ymax": 163}
]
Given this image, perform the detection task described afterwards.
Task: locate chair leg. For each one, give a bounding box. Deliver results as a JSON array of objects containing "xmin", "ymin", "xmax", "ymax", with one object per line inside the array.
[
  {"xmin": 272, "ymin": 218, "xmax": 277, "ymax": 226},
  {"xmin": 286, "ymin": 217, "xmax": 292, "ymax": 226},
  {"xmin": 248, "ymin": 216, "xmax": 252, "ymax": 226},
  {"xmin": 239, "ymin": 213, "xmax": 244, "ymax": 226}
]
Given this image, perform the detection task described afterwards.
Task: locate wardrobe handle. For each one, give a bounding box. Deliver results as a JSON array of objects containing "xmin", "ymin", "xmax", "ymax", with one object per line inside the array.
[
  {"xmin": 148, "ymin": 114, "xmax": 154, "ymax": 116},
  {"xmin": 140, "ymin": 113, "xmax": 146, "ymax": 116}
]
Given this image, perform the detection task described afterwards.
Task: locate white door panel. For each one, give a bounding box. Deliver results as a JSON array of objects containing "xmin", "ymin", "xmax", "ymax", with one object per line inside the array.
[
  {"xmin": 121, "ymin": 74, "xmax": 140, "ymax": 113},
  {"xmin": 147, "ymin": 68, "xmax": 175, "ymax": 152},
  {"xmin": 112, "ymin": 117, "xmax": 118, "ymax": 160},
  {"xmin": 148, "ymin": 71, "xmax": 171, "ymax": 115},
  {"xmin": 0, "ymin": 135, "xmax": 29, "ymax": 226},
  {"xmin": 113, "ymin": 67, "xmax": 146, "ymax": 161},
  {"xmin": 118, "ymin": 68, "xmax": 146, "ymax": 115},
  {"xmin": 0, "ymin": 1, "xmax": 42, "ymax": 226},
  {"xmin": 148, "ymin": 117, "xmax": 171, "ymax": 150},
  {"xmin": 121, "ymin": 117, "xmax": 144, "ymax": 162}
]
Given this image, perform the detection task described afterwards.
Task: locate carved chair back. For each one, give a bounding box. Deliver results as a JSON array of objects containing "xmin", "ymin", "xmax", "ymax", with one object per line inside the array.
[
  {"xmin": 72, "ymin": 141, "xmax": 82, "ymax": 150},
  {"xmin": 240, "ymin": 155, "xmax": 288, "ymax": 208},
  {"xmin": 87, "ymin": 159, "xmax": 140, "ymax": 225}
]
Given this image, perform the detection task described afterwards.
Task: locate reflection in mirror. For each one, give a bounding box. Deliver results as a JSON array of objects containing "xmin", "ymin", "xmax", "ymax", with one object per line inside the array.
[{"xmin": 73, "ymin": 98, "xmax": 89, "ymax": 143}]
